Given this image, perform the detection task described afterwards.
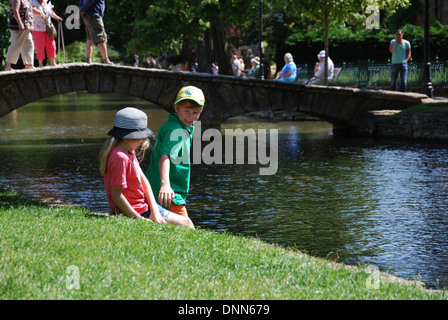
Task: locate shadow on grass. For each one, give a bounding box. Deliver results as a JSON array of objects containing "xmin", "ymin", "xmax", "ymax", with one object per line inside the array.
[
  {"xmin": 0, "ymin": 186, "xmax": 45, "ymax": 209},
  {"xmin": 0, "ymin": 185, "xmax": 110, "ymax": 220}
]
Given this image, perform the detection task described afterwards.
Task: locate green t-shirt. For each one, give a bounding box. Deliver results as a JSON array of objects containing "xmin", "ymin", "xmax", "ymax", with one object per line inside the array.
[{"xmin": 146, "ymin": 113, "xmax": 194, "ymax": 209}]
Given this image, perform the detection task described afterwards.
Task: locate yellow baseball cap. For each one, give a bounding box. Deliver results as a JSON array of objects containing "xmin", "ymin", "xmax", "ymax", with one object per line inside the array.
[{"xmin": 175, "ymin": 86, "xmax": 205, "ymax": 106}]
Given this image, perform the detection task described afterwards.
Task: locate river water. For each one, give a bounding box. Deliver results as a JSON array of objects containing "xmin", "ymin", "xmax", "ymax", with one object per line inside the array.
[{"xmin": 1, "ymin": 92, "xmax": 448, "ymax": 289}]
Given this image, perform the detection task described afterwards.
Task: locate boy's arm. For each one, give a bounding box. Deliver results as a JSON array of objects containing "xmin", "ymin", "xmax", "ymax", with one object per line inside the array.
[
  {"xmin": 139, "ymin": 168, "xmax": 166, "ymax": 223},
  {"xmin": 158, "ymin": 154, "xmax": 175, "ymax": 207}
]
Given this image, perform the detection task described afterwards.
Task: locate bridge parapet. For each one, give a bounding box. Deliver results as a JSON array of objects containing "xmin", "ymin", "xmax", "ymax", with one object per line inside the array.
[{"xmin": 0, "ymin": 63, "xmax": 430, "ymax": 135}]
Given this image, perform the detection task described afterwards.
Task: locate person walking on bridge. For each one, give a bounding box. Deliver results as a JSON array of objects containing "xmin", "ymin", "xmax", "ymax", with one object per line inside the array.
[
  {"xmin": 30, "ymin": 0, "xmax": 62, "ymax": 67},
  {"xmin": 79, "ymin": 0, "xmax": 113, "ymax": 64},
  {"xmin": 389, "ymin": 29, "xmax": 411, "ymax": 92},
  {"xmin": 4, "ymin": 0, "xmax": 35, "ymax": 71}
]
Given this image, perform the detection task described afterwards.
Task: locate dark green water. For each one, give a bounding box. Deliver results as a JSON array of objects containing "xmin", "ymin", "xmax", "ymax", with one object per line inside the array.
[{"xmin": 1, "ymin": 92, "xmax": 448, "ymax": 289}]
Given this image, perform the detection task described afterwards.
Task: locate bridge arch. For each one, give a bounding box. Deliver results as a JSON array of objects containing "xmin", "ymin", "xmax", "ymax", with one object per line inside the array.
[{"xmin": 0, "ymin": 63, "xmax": 430, "ymax": 135}]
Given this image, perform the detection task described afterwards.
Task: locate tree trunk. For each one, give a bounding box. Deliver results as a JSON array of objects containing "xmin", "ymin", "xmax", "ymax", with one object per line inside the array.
[
  {"xmin": 210, "ymin": 16, "xmax": 231, "ymax": 75},
  {"xmin": 197, "ymin": 29, "xmax": 212, "ymax": 73},
  {"xmin": 324, "ymin": 11, "xmax": 329, "ymax": 86}
]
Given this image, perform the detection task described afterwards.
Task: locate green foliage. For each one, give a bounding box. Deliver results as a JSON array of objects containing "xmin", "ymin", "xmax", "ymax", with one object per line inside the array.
[
  {"xmin": 267, "ymin": 0, "xmax": 411, "ymax": 81},
  {"xmin": 63, "ymin": 41, "xmax": 123, "ymax": 64},
  {"xmin": 105, "ymin": 0, "xmax": 263, "ymax": 73},
  {"xmin": 382, "ymin": 0, "xmax": 422, "ymax": 31},
  {"xmin": 0, "ymin": 0, "xmax": 446, "ymax": 74},
  {"xmin": 283, "ymin": 21, "xmax": 448, "ymax": 67},
  {"xmin": 0, "ymin": 0, "xmax": 10, "ymax": 66},
  {"xmin": 63, "ymin": 41, "xmax": 90, "ymax": 63}
]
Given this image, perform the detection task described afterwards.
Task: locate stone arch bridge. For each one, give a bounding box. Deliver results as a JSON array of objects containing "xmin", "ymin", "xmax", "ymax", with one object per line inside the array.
[{"xmin": 0, "ymin": 63, "xmax": 432, "ymax": 135}]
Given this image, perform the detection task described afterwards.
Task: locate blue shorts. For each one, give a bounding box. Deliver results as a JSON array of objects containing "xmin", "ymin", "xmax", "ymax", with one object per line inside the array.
[{"xmin": 141, "ymin": 204, "xmax": 170, "ymax": 221}]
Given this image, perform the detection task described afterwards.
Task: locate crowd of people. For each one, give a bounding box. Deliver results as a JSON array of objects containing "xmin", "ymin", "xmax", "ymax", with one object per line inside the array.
[
  {"xmin": 229, "ymin": 49, "xmax": 335, "ymax": 85},
  {"xmin": 4, "ymin": 0, "xmax": 113, "ymax": 71},
  {"xmin": 231, "ymin": 51, "xmax": 262, "ymax": 78},
  {"xmin": 228, "ymin": 29, "xmax": 410, "ymax": 91}
]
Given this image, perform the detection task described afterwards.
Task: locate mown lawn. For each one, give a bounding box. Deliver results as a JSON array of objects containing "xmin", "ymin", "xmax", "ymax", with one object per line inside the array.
[{"xmin": 0, "ymin": 187, "xmax": 446, "ymax": 300}]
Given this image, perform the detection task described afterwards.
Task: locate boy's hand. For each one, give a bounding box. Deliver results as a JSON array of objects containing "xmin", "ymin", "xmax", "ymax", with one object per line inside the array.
[{"xmin": 159, "ymin": 184, "xmax": 175, "ymax": 207}]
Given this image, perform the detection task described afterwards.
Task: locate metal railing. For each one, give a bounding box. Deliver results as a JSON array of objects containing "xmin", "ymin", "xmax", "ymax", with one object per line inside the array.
[{"xmin": 296, "ymin": 58, "xmax": 448, "ymax": 87}]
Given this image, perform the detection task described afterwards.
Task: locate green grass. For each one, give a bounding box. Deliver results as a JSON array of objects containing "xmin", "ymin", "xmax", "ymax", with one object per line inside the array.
[
  {"xmin": 385, "ymin": 102, "xmax": 448, "ymax": 120},
  {"xmin": 402, "ymin": 102, "xmax": 448, "ymax": 112},
  {"xmin": 0, "ymin": 187, "xmax": 446, "ymax": 300},
  {"xmin": 331, "ymin": 67, "xmax": 447, "ymax": 87}
]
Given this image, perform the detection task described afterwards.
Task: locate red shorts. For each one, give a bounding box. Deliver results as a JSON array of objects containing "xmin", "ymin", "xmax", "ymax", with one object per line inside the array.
[
  {"xmin": 32, "ymin": 30, "xmax": 56, "ymax": 60},
  {"xmin": 169, "ymin": 204, "xmax": 188, "ymax": 217}
]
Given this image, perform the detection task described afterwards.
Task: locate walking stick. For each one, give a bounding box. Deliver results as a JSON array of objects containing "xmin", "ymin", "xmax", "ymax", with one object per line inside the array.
[{"xmin": 57, "ymin": 20, "xmax": 66, "ymax": 64}]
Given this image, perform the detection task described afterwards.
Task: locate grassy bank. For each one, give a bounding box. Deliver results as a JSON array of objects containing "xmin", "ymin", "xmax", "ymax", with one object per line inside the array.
[{"xmin": 0, "ymin": 187, "xmax": 445, "ymax": 300}]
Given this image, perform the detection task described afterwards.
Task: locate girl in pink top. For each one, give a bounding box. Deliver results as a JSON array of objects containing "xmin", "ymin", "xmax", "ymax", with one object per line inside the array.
[{"xmin": 99, "ymin": 107, "xmax": 194, "ymax": 229}]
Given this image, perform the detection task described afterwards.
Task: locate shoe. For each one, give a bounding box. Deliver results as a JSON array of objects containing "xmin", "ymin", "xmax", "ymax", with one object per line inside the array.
[
  {"xmin": 4, "ymin": 66, "xmax": 13, "ymax": 71},
  {"xmin": 24, "ymin": 65, "xmax": 35, "ymax": 69},
  {"xmin": 103, "ymin": 59, "xmax": 117, "ymax": 65}
]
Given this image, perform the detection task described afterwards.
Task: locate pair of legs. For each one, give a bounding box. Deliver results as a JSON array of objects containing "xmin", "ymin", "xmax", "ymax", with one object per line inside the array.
[
  {"xmin": 166, "ymin": 212, "xmax": 194, "ymax": 229},
  {"xmin": 85, "ymin": 39, "xmax": 111, "ymax": 64},
  {"xmin": 390, "ymin": 63, "xmax": 408, "ymax": 92},
  {"xmin": 82, "ymin": 15, "xmax": 112, "ymax": 64},
  {"xmin": 32, "ymin": 31, "xmax": 57, "ymax": 67},
  {"xmin": 5, "ymin": 29, "xmax": 34, "ymax": 70},
  {"xmin": 142, "ymin": 204, "xmax": 194, "ymax": 229}
]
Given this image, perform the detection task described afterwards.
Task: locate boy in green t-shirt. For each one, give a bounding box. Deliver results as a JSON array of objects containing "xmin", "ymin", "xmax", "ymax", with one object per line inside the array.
[{"xmin": 146, "ymin": 86, "xmax": 205, "ymax": 218}]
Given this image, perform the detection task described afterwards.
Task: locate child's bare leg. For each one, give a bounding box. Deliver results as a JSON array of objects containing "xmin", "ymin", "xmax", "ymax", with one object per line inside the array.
[{"xmin": 167, "ymin": 213, "xmax": 195, "ymax": 229}]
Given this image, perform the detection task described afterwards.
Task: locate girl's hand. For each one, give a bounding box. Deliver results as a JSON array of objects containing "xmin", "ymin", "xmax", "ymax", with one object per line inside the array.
[{"xmin": 149, "ymin": 210, "xmax": 167, "ymax": 224}]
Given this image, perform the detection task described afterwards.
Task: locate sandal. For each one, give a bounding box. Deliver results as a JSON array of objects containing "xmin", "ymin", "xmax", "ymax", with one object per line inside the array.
[
  {"xmin": 24, "ymin": 65, "xmax": 35, "ymax": 69},
  {"xmin": 4, "ymin": 66, "xmax": 13, "ymax": 71}
]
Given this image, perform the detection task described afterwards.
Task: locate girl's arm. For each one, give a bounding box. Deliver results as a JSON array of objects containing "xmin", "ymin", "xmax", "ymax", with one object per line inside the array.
[
  {"xmin": 110, "ymin": 188, "xmax": 142, "ymax": 220},
  {"xmin": 139, "ymin": 168, "xmax": 166, "ymax": 224}
]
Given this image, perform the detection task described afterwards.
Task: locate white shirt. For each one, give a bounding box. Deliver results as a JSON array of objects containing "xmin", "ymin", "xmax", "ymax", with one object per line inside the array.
[
  {"xmin": 315, "ymin": 57, "xmax": 334, "ymax": 80},
  {"xmin": 30, "ymin": 0, "xmax": 53, "ymax": 32},
  {"xmin": 232, "ymin": 59, "xmax": 241, "ymax": 76}
]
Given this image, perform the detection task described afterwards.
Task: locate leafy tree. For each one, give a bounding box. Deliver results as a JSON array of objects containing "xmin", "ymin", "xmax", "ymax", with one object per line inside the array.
[
  {"xmin": 271, "ymin": 0, "xmax": 411, "ymax": 84},
  {"xmin": 106, "ymin": 0, "xmax": 262, "ymax": 74},
  {"xmin": 0, "ymin": 0, "xmax": 9, "ymax": 68}
]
